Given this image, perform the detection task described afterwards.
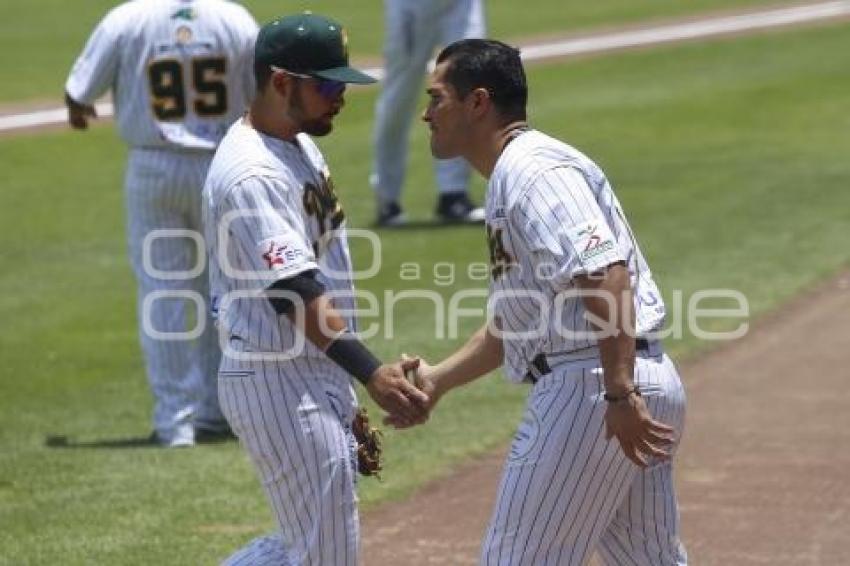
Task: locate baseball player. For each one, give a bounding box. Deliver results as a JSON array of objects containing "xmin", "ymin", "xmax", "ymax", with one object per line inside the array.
[
  {"xmin": 396, "ymin": 39, "xmax": 688, "ymax": 564},
  {"xmin": 202, "ymin": 13, "xmax": 429, "ymax": 564},
  {"xmin": 64, "ymin": 0, "xmax": 258, "ymax": 447},
  {"xmin": 372, "ymin": 0, "xmax": 487, "ymax": 226}
]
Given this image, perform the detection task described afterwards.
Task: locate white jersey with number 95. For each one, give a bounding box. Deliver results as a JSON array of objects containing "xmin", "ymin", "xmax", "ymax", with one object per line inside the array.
[{"xmin": 66, "ymin": 0, "xmax": 257, "ymax": 150}]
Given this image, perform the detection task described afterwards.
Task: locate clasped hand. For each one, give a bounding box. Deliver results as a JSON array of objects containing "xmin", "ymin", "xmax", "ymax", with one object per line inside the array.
[
  {"xmin": 379, "ymin": 354, "xmax": 441, "ymax": 429},
  {"xmin": 365, "ymin": 357, "xmax": 431, "ymax": 427}
]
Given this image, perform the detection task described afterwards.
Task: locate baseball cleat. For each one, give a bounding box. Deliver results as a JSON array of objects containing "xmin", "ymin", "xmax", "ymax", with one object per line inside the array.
[
  {"xmin": 436, "ymin": 192, "xmax": 485, "ymax": 224},
  {"xmin": 150, "ymin": 425, "xmax": 195, "ymax": 448},
  {"xmin": 376, "ymin": 201, "xmax": 408, "ymax": 227},
  {"xmin": 195, "ymin": 422, "xmax": 237, "ymax": 443}
]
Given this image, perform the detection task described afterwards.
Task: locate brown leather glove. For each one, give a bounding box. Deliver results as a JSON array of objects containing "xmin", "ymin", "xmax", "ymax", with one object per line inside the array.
[{"xmin": 352, "ymin": 407, "xmax": 383, "ymax": 479}]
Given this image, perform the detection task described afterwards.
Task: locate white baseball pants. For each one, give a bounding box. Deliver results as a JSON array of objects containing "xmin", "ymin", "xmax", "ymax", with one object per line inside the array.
[
  {"xmin": 125, "ymin": 148, "xmax": 223, "ymax": 441},
  {"xmin": 218, "ymin": 358, "xmax": 360, "ymax": 565},
  {"xmin": 482, "ymin": 353, "xmax": 688, "ymax": 565}
]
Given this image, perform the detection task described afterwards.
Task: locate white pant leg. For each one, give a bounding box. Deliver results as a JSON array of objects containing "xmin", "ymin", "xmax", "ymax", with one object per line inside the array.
[
  {"xmin": 218, "ymin": 361, "xmax": 359, "ymax": 566},
  {"xmin": 125, "ymin": 149, "xmax": 215, "ymax": 437},
  {"xmin": 182, "ymin": 153, "xmax": 224, "ymax": 426},
  {"xmin": 597, "ymin": 355, "xmax": 688, "ymax": 565},
  {"xmin": 481, "ymin": 355, "xmax": 686, "ymax": 566},
  {"xmin": 372, "ymin": 0, "xmax": 444, "ymax": 204}
]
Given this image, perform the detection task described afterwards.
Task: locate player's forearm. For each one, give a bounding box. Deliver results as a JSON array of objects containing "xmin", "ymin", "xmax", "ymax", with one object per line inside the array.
[
  {"xmin": 287, "ymin": 294, "xmax": 348, "ymax": 350},
  {"xmin": 431, "ymin": 323, "xmax": 503, "ymax": 397},
  {"xmin": 576, "ymin": 263, "xmax": 636, "ymax": 394}
]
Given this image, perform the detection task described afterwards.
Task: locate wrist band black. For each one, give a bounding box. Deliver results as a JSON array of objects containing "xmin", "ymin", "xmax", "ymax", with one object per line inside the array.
[
  {"xmin": 325, "ymin": 333, "xmax": 381, "ymax": 386},
  {"xmin": 604, "ymin": 385, "xmax": 641, "ymax": 403}
]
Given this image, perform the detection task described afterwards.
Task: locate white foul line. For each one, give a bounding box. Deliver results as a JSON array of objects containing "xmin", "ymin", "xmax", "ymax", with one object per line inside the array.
[
  {"xmin": 518, "ymin": 0, "xmax": 850, "ymax": 60},
  {"xmin": 1, "ymin": 1, "xmax": 847, "ymax": 133}
]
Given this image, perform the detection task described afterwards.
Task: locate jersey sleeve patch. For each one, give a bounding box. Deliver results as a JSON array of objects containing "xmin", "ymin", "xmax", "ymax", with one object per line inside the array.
[
  {"xmin": 565, "ymin": 219, "xmax": 621, "ymax": 273},
  {"xmin": 257, "ymin": 236, "xmax": 313, "ymax": 278}
]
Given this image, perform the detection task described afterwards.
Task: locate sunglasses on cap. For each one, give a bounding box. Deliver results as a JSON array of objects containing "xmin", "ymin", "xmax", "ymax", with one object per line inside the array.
[{"xmin": 271, "ymin": 66, "xmax": 347, "ymax": 99}]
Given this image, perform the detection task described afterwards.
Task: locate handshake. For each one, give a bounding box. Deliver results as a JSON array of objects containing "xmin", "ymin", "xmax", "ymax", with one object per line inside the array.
[{"xmin": 364, "ymin": 354, "xmax": 441, "ymax": 429}]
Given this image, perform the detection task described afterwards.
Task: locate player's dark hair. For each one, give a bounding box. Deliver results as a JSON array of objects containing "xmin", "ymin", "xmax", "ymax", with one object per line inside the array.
[
  {"xmin": 436, "ymin": 39, "xmax": 527, "ymax": 121},
  {"xmin": 254, "ymin": 60, "xmax": 273, "ymax": 91}
]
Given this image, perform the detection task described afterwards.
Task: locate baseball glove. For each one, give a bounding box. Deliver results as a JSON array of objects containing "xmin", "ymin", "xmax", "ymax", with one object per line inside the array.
[{"xmin": 352, "ymin": 407, "xmax": 383, "ymax": 479}]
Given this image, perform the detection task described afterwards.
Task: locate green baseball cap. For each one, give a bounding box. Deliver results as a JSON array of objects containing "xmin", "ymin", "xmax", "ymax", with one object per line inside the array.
[{"xmin": 255, "ymin": 12, "xmax": 376, "ymax": 84}]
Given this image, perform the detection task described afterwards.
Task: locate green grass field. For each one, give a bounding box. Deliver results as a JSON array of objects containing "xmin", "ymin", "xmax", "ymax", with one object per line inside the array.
[
  {"xmin": 1, "ymin": 10, "xmax": 850, "ymax": 566},
  {"xmin": 1, "ymin": 0, "xmax": 787, "ymax": 103}
]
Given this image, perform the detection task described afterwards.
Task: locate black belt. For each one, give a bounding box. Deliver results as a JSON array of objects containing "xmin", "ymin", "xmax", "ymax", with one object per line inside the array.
[{"xmin": 524, "ymin": 338, "xmax": 652, "ymax": 384}]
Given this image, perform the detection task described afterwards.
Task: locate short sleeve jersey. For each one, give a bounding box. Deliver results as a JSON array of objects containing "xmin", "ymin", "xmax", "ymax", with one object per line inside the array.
[
  {"xmin": 65, "ymin": 0, "xmax": 258, "ymax": 150},
  {"xmin": 485, "ymin": 130, "xmax": 667, "ymax": 382},
  {"xmin": 203, "ymin": 120, "xmax": 357, "ymax": 363}
]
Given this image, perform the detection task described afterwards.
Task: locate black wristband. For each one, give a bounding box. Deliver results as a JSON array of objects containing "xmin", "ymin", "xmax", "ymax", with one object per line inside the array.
[
  {"xmin": 603, "ymin": 385, "xmax": 641, "ymax": 403},
  {"xmin": 325, "ymin": 333, "xmax": 381, "ymax": 386}
]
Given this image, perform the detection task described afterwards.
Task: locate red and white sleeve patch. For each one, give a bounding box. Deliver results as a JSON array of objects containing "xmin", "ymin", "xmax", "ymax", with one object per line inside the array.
[{"xmin": 257, "ymin": 236, "xmax": 311, "ymax": 274}]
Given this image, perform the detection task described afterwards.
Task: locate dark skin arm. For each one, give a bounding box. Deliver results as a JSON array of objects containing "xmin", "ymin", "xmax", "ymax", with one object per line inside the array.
[
  {"xmin": 576, "ymin": 262, "xmax": 675, "ymax": 467},
  {"xmin": 288, "ymin": 293, "xmax": 429, "ymax": 423}
]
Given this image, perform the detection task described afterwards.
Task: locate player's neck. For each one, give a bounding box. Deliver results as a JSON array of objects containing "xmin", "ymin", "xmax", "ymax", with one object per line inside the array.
[
  {"xmin": 247, "ymin": 99, "xmax": 299, "ymax": 141},
  {"xmin": 471, "ymin": 120, "xmax": 529, "ymax": 179}
]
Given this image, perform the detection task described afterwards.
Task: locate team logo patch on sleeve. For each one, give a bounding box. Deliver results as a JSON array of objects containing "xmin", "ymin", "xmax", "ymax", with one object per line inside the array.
[
  {"xmin": 258, "ymin": 237, "xmax": 309, "ymax": 272},
  {"xmin": 566, "ymin": 220, "xmax": 617, "ymax": 264}
]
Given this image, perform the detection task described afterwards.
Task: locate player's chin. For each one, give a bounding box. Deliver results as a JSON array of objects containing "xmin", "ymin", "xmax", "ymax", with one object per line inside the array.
[
  {"xmin": 302, "ymin": 119, "xmax": 334, "ymax": 137},
  {"xmin": 429, "ymin": 139, "xmax": 457, "ymax": 160}
]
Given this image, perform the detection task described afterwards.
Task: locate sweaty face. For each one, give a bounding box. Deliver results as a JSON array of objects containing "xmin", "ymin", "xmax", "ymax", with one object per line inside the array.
[
  {"xmin": 287, "ymin": 77, "xmax": 345, "ymax": 137},
  {"xmin": 422, "ymin": 62, "xmax": 468, "ymax": 159}
]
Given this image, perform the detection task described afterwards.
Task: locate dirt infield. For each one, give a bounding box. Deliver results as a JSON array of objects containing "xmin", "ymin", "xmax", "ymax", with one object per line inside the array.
[{"xmin": 362, "ymin": 270, "xmax": 850, "ymax": 565}]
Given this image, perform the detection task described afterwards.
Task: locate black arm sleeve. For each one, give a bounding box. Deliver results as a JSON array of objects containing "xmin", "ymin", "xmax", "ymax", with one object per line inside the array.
[{"xmin": 266, "ymin": 269, "xmax": 326, "ymax": 316}]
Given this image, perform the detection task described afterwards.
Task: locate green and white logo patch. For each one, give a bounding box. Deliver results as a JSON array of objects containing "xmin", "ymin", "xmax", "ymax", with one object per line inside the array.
[{"xmin": 566, "ymin": 219, "xmax": 617, "ymax": 267}]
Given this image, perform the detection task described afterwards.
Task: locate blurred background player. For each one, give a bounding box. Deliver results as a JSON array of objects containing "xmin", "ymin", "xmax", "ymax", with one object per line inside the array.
[
  {"xmin": 371, "ymin": 0, "xmax": 487, "ymax": 226},
  {"xmin": 64, "ymin": 0, "xmax": 258, "ymax": 447}
]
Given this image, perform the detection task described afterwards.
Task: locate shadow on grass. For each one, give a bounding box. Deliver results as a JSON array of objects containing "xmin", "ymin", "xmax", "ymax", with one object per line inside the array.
[
  {"xmin": 44, "ymin": 434, "xmax": 158, "ymax": 449},
  {"xmin": 44, "ymin": 430, "xmax": 236, "ymax": 449}
]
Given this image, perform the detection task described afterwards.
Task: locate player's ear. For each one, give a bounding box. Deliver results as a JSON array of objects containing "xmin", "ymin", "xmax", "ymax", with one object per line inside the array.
[
  {"xmin": 270, "ymin": 70, "xmax": 293, "ymax": 98},
  {"xmin": 468, "ymin": 87, "xmax": 491, "ymax": 117}
]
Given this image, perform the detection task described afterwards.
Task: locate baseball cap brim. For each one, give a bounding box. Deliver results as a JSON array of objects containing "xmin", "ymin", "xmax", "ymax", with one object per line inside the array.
[{"xmin": 313, "ymin": 66, "xmax": 377, "ymax": 85}]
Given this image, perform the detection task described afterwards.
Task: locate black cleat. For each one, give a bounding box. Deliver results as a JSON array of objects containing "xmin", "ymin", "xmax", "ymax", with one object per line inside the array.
[
  {"xmin": 436, "ymin": 192, "xmax": 485, "ymax": 224},
  {"xmin": 376, "ymin": 201, "xmax": 408, "ymax": 227}
]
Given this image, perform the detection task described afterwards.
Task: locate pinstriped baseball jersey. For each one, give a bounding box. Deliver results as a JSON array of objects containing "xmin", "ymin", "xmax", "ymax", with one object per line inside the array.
[
  {"xmin": 204, "ymin": 119, "xmax": 362, "ymax": 565},
  {"xmin": 204, "ymin": 120, "xmax": 357, "ymax": 368},
  {"xmin": 65, "ymin": 0, "xmax": 257, "ymax": 150},
  {"xmin": 485, "ymin": 129, "xmax": 667, "ymax": 382}
]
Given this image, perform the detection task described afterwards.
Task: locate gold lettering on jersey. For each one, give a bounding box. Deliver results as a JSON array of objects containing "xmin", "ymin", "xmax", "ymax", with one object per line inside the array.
[
  {"xmin": 303, "ymin": 175, "xmax": 346, "ymax": 256},
  {"xmin": 486, "ymin": 224, "xmax": 515, "ymax": 280},
  {"xmin": 192, "ymin": 57, "xmax": 228, "ymax": 116},
  {"xmin": 147, "ymin": 58, "xmax": 186, "ymax": 121},
  {"xmin": 147, "ymin": 57, "xmax": 228, "ymax": 120}
]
